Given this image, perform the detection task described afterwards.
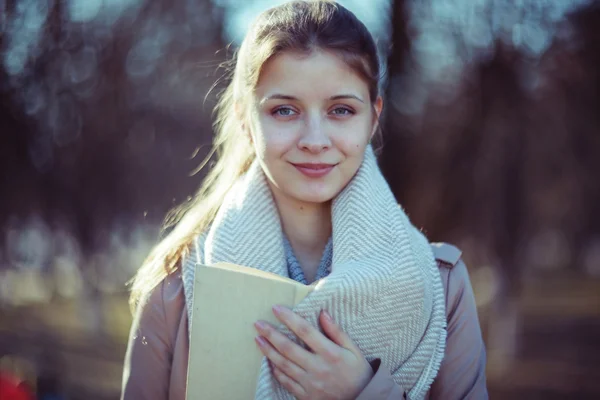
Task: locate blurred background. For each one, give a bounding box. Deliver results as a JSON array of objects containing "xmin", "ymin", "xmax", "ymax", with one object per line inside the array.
[{"xmin": 1, "ymin": 0, "xmax": 599, "ymax": 398}]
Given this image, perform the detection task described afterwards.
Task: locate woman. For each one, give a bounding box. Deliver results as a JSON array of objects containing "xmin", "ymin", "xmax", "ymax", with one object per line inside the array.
[{"xmin": 122, "ymin": 1, "xmax": 488, "ymax": 399}]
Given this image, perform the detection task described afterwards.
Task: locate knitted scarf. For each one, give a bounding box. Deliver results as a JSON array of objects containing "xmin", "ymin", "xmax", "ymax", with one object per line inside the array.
[{"xmin": 181, "ymin": 146, "xmax": 446, "ymax": 400}]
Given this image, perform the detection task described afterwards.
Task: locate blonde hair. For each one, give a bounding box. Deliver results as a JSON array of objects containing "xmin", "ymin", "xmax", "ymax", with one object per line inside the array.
[{"xmin": 128, "ymin": 0, "xmax": 382, "ymax": 311}]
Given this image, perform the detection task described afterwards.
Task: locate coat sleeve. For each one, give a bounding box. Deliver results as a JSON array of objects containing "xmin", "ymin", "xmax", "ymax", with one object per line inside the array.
[
  {"xmin": 429, "ymin": 260, "xmax": 488, "ymax": 399},
  {"xmin": 356, "ymin": 257, "xmax": 488, "ymax": 400},
  {"xmin": 121, "ymin": 279, "xmax": 173, "ymax": 400}
]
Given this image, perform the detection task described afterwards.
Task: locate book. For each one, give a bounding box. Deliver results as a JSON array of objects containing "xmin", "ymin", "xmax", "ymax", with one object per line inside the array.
[{"xmin": 185, "ymin": 262, "xmax": 316, "ymax": 400}]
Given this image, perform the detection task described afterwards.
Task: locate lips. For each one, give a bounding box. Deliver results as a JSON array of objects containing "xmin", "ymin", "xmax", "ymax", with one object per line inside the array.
[{"xmin": 291, "ymin": 163, "xmax": 337, "ymax": 178}]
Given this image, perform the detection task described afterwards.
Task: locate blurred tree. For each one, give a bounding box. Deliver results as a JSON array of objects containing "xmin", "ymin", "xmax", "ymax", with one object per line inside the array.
[
  {"xmin": 0, "ymin": 0, "xmax": 226, "ymax": 258},
  {"xmin": 567, "ymin": 2, "xmax": 600, "ymax": 265},
  {"xmin": 380, "ymin": 0, "xmax": 411, "ymax": 199}
]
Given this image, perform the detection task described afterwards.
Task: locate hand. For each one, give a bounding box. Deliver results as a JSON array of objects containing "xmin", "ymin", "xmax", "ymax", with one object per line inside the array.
[{"xmin": 254, "ymin": 305, "xmax": 373, "ymax": 400}]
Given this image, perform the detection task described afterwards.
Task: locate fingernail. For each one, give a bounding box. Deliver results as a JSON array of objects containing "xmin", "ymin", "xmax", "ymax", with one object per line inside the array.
[
  {"xmin": 272, "ymin": 305, "xmax": 284, "ymax": 315},
  {"xmin": 254, "ymin": 321, "xmax": 268, "ymax": 331},
  {"xmin": 323, "ymin": 310, "xmax": 333, "ymax": 322},
  {"xmin": 255, "ymin": 336, "xmax": 267, "ymax": 347}
]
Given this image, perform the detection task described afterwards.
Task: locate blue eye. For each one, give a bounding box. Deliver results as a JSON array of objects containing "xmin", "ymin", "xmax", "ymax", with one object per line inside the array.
[
  {"xmin": 273, "ymin": 107, "xmax": 297, "ymax": 117},
  {"xmin": 331, "ymin": 107, "xmax": 354, "ymax": 116}
]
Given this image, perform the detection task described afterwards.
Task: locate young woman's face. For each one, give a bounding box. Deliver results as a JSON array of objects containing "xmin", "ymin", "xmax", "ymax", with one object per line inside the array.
[{"xmin": 248, "ymin": 50, "xmax": 383, "ymax": 206}]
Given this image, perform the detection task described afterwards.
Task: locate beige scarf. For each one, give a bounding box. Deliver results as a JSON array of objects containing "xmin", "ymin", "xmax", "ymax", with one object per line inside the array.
[{"xmin": 182, "ymin": 146, "xmax": 446, "ymax": 399}]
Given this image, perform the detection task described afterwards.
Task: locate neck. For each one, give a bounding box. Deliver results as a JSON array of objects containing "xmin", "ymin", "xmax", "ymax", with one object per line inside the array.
[{"xmin": 271, "ymin": 188, "xmax": 331, "ymax": 264}]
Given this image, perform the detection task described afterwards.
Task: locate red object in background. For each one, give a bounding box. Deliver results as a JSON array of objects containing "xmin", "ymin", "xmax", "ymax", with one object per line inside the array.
[{"xmin": 0, "ymin": 372, "xmax": 35, "ymax": 400}]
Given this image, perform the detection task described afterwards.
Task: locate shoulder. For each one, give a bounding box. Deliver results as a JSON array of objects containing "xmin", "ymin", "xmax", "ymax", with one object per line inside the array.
[
  {"xmin": 143, "ymin": 272, "xmax": 185, "ymax": 315},
  {"xmin": 429, "ymin": 243, "xmax": 481, "ymax": 342},
  {"xmin": 428, "ymin": 244, "xmax": 489, "ymax": 398},
  {"xmin": 430, "ymin": 242, "xmax": 462, "ymax": 269},
  {"xmin": 135, "ymin": 272, "xmax": 186, "ymax": 345},
  {"xmin": 429, "ymin": 242, "xmax": 473, "ymax": 313}
]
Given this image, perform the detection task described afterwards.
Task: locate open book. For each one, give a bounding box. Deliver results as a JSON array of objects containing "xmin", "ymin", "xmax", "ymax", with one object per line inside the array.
[{"xmin": 185, "ymin": 262, "xmax": 316, "ymax": 400}]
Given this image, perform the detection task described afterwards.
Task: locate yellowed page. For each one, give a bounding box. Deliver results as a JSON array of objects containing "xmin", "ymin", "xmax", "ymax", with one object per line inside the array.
[{"xmin": 212, "ymin": 262, "xmax": 298, "ymax": 285}]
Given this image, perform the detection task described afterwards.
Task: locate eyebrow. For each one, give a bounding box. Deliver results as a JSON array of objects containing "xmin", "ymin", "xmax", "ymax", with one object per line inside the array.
[{"xmin": 261, "ymin": 93, "xmax": 365, "ymax": 104}]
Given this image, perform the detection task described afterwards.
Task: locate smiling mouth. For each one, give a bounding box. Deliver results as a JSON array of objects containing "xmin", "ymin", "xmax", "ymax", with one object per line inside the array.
[{"xmin": 291, "ymin": 163, "xmax": 337, "ymax": 178}]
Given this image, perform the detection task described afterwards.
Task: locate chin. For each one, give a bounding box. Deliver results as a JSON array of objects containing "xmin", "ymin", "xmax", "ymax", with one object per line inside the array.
[
  {"xmin": 296, "ymin": 194, "xmax": 334, "ymax": 204},
  {"xmin": 288, "ymin": 185, "xmax": 340, "ymax": 204}
]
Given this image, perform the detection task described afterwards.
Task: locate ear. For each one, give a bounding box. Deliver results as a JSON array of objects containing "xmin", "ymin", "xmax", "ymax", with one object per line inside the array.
[
  {"xmin": 235, "ymin": 101, "xmax": 252, "ymax": 143},
  {"xmin": 370, "ymin": 96, "xmax": 384, "ymax": 140}
]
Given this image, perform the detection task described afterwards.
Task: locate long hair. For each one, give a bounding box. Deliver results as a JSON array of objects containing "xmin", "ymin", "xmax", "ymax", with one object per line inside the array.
[{"xmin": 128, "ymin": 0, "xmax": 382, "ymax": 311}]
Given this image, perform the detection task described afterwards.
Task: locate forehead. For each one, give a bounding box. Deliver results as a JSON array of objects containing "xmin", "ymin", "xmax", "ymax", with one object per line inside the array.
[{"xmin": 255, "ymin": 50, "xmax": 369, "ymax": 100}]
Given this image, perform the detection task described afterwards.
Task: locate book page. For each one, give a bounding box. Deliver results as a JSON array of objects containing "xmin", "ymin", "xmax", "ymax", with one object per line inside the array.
[{"xmin": 186, "ymin": 264, "xmax": 314, "ymax": 400}]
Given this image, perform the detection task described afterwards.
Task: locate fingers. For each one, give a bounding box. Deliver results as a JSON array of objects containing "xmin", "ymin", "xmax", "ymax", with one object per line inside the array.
[
  {"xmin": 272, "ymin": 366, "xmax": 307, "ymax": 399},
  {"xmin": 254, "ymin": 335, "xmax": 306, "ymax": 387},
  {"xmin": 319, "ymin": 310, "xmax": 357, "ymax": 353},
  {"xmin": 271, "ymin": 305, "xmax": 342, "ymax": 362},
  {"xmin": 254, "ymin": 320, "xmax": 313, "ymax": 371}
]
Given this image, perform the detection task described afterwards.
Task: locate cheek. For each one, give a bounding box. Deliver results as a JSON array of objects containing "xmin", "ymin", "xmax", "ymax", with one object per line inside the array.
[
  {"xmin": 255, "ymin": 119, "xmax": 298, "ymax": 155},
  {"xmin": 250, "ymin": 131, "xmax": 267, "ymax": 160},
  {"xmin": 332, "ymin": 121, "xmax": 372, "ymax": 154},
  {"xmin": 251, "ymin": 120, "xmax": 275, "ymax": 158}
]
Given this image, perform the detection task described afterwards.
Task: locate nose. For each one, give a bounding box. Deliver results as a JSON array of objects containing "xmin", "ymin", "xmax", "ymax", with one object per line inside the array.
[{"xmin": 297, "ymin": 115, "xmax": 331, "ymax": 154}]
